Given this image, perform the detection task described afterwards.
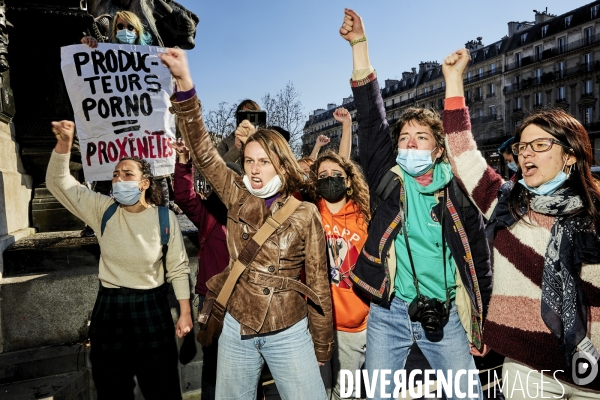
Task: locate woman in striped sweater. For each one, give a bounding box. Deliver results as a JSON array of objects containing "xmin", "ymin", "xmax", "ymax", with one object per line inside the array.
[{"xmin": 442, "ymin": 49, "xmax": 600, "ymax": 397}]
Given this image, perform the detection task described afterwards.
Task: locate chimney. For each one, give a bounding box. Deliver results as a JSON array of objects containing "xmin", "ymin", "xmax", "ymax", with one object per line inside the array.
[
  {"xmin": 534, "ymin": 8, "xmax": 554, "ymax": 24},
  {"xmin": 327, "ymin": 103, "xmax": 336, "ymax": 110}
]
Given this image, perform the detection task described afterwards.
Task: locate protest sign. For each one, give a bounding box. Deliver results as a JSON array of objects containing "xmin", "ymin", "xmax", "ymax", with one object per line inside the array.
[{"xmin": 61, "ymin": 43, "xmax": 175, "ymax": 182}]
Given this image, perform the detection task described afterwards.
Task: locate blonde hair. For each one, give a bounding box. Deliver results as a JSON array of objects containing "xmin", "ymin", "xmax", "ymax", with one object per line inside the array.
[{"xmin": 111, "ymin": 11, "xmax": 146, "ymax": 45}]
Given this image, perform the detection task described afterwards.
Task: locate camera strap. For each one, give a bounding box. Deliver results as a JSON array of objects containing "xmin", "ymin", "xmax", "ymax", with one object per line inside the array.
[{"xmin": 399, "ymin": 186, "xmax": 450, "ymax": 310}]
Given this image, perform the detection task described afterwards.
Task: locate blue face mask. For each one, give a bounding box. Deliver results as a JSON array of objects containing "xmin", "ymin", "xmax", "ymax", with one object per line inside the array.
[
  {"xmin": 116, "ymin": 29, "xmax": 137, "ymax": 44},
  {"xmin": 507, "ymin": 161, "xmax": 518, "ymax": 172},
  {"xmin": 112, "ymin": 181, "xmax": 142, "ymax": 205},
  {"xmin": 396, "ymin": 148, "xmax": 436, "ymax": 176},
  {"xmin": 518, "ymin": 159, "xmax": 569, "ymax": 195}
]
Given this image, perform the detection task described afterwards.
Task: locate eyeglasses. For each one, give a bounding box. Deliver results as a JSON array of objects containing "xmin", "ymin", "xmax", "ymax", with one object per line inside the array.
[
  {"xmin": 117, "ymin": 23, "xmax": 136, "ymax": 31},
  {"xmin": 511, "ymin": 138, "xmax": 571, "ymax": 155}
]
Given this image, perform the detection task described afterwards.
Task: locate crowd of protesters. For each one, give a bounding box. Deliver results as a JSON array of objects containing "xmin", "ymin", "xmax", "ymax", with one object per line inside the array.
[{"xmin": 45, "ymin": 7, "xmax": 600, "ymax": 400}]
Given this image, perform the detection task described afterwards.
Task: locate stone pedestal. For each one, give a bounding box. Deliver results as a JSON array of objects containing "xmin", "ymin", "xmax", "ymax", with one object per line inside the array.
[{"xmin": 0, "ymin": 119, "xmax": 34, "ymax": 279}]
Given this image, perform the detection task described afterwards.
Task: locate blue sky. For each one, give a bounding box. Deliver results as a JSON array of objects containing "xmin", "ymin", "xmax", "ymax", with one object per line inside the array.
[{"xmin": 177, "ymin": 0, "xmax": 587, "ymax": 117}]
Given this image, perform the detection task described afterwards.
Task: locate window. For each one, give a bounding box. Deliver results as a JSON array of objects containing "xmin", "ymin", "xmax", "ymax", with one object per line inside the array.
[
  {"xmin": 478, "ymin": 67, "xmax": 483, "ymax": 77},
  {"xmin": 489, "ymin": 105, "xmax": 496, "ymax": 116},
  {"xmin": 496, "ymin": 43, "xmax": 501, "ymax": 52},
  {"xmin": 476, "ymin": 108, "xmax": 483, "ymax": 118},
  {"xmin": 556, "ymin": 61, "xmax": 565, "ymax": 78},
  {"xmin": 584, "ymin": 79, "xmax": 593, "ymax": 95},
  {"xmin": 515, "ymin": 52, "xmax": 522, "ymax": 67},
  {"xmin": 475, "ymin": 86, "xmax": 482, "ymax": 100},
  {"xmin": 467, "ymin": 71, "xmax": 473, "ymax": 82},
  {"xmin": 432, "ymin": 84, "xmax": 436, "ymax": 91},
  {"xmin": 515, "ymin": 97, "xmax": 522, "ymax": 110},
  {"xmin": 465, "ymin": 90, "xmax": 471, "ymax": 102},
  {"xmin": 584, "ymin": 27, "xmax": 593, "ymax": 45},
  {"xmin": 534, "ymin": 68, "xmax": 542, "ymax": 84},
  {"xmin": 423, "ymin": 87, "xmax": 428, "ymax": 94},
  {"xmin": 564, "ymin": 15, "xmax": 572, "ymax": 28},
  {"xmin": 557, "ymin": 86, "xmax": 566, "ymax": 102},
  {"xmin": 534, "ymin": 92, "xmax": 543, "ymax": 106},
  {"xmin": 535, "ymin": 45, "xmax": 542, "ymax": 61},
  {"xmin": 593, "ymin": 5, "xmax": 600, "ymax": 18},
  {"xmin": 514, "ymin": 74, "xmax": 521, "ymax": 87},
  {"xmin": 583, "ymin": 107, "xmax": 594, "ymax": 125},
  {"xmin": 557, "ymin": 36, "xmax": 566, "ymax": 53},
  {"xmin": 488, "ymin": 83, "xmax": 495, "ymax": 97},
  {"xmin": 520, "ymin": 33, "xmax": 528, "ymax": 45},
  {"xmin": 584, "ymin": 53, "xmax": 593, "ymax": 71},
  {"xmin": 541, "ymin": 25, "xmax": 548, "ymax": 38},
  {"xmin": 490, "ymin": 63, "xmax": 496, "ymax": 73}
]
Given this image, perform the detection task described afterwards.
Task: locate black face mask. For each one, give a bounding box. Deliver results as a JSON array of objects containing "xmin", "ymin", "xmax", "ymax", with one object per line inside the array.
[{"xmin": 316, "ymin": 176, "xmax": 347, "ymax": 203}]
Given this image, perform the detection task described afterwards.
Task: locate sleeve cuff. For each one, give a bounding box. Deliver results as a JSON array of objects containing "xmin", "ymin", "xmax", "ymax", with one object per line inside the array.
[
  {"xmin": 444, "ymin": 96, "xmax": 465, "ymax": 110},
  {"xmin": 174, "ymin": 85, "xmax": 196, "ymax": 102},
  {"xmin": 350, "ymin": 67, "xmax": 376, "ymax": 87},
  {"xmin": 172, "ymin": 278, "xmax": 191, "ymax": 300}
]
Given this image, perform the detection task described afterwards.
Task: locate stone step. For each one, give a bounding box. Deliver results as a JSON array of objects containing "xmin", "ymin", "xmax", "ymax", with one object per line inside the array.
[
  {"xmin": 0, "ymin": 344, "xmax": 88, "ymax": 385},
  {"xmin": 0, "ymin": 371, "xmax": 89, "ymax": 400}
]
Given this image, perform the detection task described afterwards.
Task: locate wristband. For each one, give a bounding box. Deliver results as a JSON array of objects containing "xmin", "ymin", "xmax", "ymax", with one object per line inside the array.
[{"xmin": 350, "ymin": 36, "xmax": 367, "ymax": 46}]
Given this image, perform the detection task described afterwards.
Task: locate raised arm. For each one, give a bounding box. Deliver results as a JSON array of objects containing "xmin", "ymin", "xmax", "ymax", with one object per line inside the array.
[
  {"xmin": 333, "ymin": 107, "xmax": 352, "ymax": 159},
  {"xmin": 160, "ymin": 48, "xmax": 240, "ymax": 210},
  {"xmin": 340, "ymin": 9, "xmax": 395, "ymax": 190},
  {"xmin": 309, "ymin": 135, "xmax": 330, "ymax": 160},
  {"xmin": 442, "ymin": 49, "xmax": 504, "ymax": 219},
  {"xmin": 46, "ymin": 121, "xmax": 113, "ymax": 231}
]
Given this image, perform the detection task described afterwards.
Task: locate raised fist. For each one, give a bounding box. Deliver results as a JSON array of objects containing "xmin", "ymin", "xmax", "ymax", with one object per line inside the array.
[
  {"xmin": 442, "ymin": 48, "xmax": 471, "ymax": 79},
  {"xmin": 339, "ymin": 9, "xmax": 365, "ymax": 43},
  {"xmin": 51, "ymin": 120, "xmax": 75, "ymax": 144},
  {"xmin": 333, "ymin": 107, "xmax": 352, "ymax": 125},
  {"xmin": 315, "ymin": 135, "xmax": 331, "ymax": 148}
]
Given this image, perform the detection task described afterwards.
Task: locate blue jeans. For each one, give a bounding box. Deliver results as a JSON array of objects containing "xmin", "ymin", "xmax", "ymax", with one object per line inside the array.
[
  {"xmin": 365, "ymin": 297, "xmax": 482, "ymax": 400},
  {"xmin": 216, "ymin": 312, "xmax": 328, "ymax": 400}
]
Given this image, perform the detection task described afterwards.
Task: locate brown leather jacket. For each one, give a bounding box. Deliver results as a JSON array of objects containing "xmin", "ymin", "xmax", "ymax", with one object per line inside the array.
[{"xmin": 170, "ymin": 95, "xmax": 334, "ymax": 362}]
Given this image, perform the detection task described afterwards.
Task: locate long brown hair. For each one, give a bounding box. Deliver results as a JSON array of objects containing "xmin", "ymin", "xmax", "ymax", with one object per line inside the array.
[
  {"xmin": 309, "ymin": 150, "xmax": 371, "ymax": 224},
  {"xmin": 507, "ymin": 108, "xmax": 600, "ymax": 228},
  {"xmin": 243, "ymin": 129, "xmax": 305, "ymax": 198}
]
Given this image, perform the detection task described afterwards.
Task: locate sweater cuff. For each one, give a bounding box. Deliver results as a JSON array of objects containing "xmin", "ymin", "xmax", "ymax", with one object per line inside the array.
[
  {"xmin": 350, "ymin": 68, "xmax": 376, "ymax": 87},
  {"xmin": 445, "ymin": 96, "xmax": 465, "ymax": 110},
  {"xmin": 174, "ymin": 85, "xmax": 196, "ymax": 102},
  {"xmin": 171, "ymin": 277, "xmax": 191, "ymax": 300}
]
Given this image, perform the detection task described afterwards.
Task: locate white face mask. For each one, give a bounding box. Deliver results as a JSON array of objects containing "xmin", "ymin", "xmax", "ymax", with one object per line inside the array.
[{"xmin": 242, "ymin": 174, "xmax": 282, "ymax": 198}]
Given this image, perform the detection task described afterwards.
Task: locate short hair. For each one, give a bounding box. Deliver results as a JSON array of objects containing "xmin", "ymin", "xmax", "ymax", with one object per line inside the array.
[
  {"xmin": 391, "ymin": 107, "xmax": 446, "ymax": 162},
  {"xmin": 243, "ymin": 129, "xmax": 305, "ymax": 198}
]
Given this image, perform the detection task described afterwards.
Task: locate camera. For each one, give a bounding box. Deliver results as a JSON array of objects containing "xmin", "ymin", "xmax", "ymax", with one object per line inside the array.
[
  {"xmin": 236, "ymin": 110, "xmax": 267, "ymax": 127},
  {"xmin": 408, "ymin": 294, "xmax": 449, "ymax": 332}
]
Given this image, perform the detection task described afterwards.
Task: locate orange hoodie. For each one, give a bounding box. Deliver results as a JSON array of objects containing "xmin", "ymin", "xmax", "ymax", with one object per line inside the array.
[{"xmin": 317, "ymin": 199, "xmax": 369, "ymax": 332}]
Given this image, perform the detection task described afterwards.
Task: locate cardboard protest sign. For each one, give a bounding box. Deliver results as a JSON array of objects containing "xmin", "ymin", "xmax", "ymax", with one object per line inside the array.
[{"xmin": 61, "ymin": 43, "xmax": 175, "ymax": 182}]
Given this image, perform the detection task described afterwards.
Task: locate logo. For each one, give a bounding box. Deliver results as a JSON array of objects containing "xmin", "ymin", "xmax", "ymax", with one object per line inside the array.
[{"xmin": 572, "ymin": 351, "xmax": 598, "ymax": 386}]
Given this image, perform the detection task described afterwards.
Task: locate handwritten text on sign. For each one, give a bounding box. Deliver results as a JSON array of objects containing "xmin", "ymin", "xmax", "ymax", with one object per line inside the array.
[{"xmin": 61, "ymin": 43, "xmax": 175, "ymax": 181}]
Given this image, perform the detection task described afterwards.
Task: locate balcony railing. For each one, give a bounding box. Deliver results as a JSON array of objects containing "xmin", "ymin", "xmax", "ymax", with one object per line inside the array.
[
  {"xmin": 464, "ymin": 68, "xmax": 501, "ymax": 85},
  {"xmin": 486, "ymin": 92, "xmax": 496, "ymax": 98},
  {"xmin": 504, "ymin": 33, "xmax": 600, "ymax": 72},
  {"xmin": 504, "ymin": 63, "xmax": 600, "ymax": 94}
]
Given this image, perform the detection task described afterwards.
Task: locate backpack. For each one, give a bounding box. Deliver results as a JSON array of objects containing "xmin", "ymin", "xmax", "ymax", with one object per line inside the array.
[{"xmin": 100, "ymin": 203, "xmax": 171, "ymax": 279}]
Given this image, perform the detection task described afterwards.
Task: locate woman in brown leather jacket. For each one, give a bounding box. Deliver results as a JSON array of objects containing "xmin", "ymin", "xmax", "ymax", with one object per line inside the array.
[{"xmin": 160, "ymin": 48, "xmax": 334, "ymax": 400}]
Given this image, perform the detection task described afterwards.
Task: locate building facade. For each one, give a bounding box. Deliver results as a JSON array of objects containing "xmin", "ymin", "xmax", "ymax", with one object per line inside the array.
[{"xmin": 302, "ymin": 1, "xmax": 600, "ymax": 175}]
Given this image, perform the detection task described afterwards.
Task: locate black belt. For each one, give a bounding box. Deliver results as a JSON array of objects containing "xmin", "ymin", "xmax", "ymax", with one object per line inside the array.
[{"xmin": 246, "ymin": 270, "xmax": 322, "ymax": 307}]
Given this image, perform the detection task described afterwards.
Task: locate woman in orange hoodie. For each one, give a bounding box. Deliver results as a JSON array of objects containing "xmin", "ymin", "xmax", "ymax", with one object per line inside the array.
[{"xmin": 311, "ymin": 107, "xmax": 371, "ymax": 400}]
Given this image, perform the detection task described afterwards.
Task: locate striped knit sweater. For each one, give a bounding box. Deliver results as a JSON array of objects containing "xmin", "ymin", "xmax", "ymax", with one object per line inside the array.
[{"xmin": 443, "ymin": 104, "xmax": 600, "ymax": 390}]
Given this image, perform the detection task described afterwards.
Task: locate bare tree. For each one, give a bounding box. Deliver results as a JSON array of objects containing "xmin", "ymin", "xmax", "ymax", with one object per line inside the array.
[
  {"xmin": 262, "ymin": 81, "xmax": 305, "ymax": 156},
  {"xmin": 204, "ymin": 101, "xmax": 237, "ymax": 144}
]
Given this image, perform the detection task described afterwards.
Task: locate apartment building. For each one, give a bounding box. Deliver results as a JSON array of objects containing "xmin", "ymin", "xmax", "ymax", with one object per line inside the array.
[{"xmin": 302, "ymin": 1, "xmax": 600, "ymax": 173}]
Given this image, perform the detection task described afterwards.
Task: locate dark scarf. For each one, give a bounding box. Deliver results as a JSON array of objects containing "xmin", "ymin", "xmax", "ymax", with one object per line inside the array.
[{"xmin": 494, "ymin": 184, "xmax": 600, "ymax": 365}]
